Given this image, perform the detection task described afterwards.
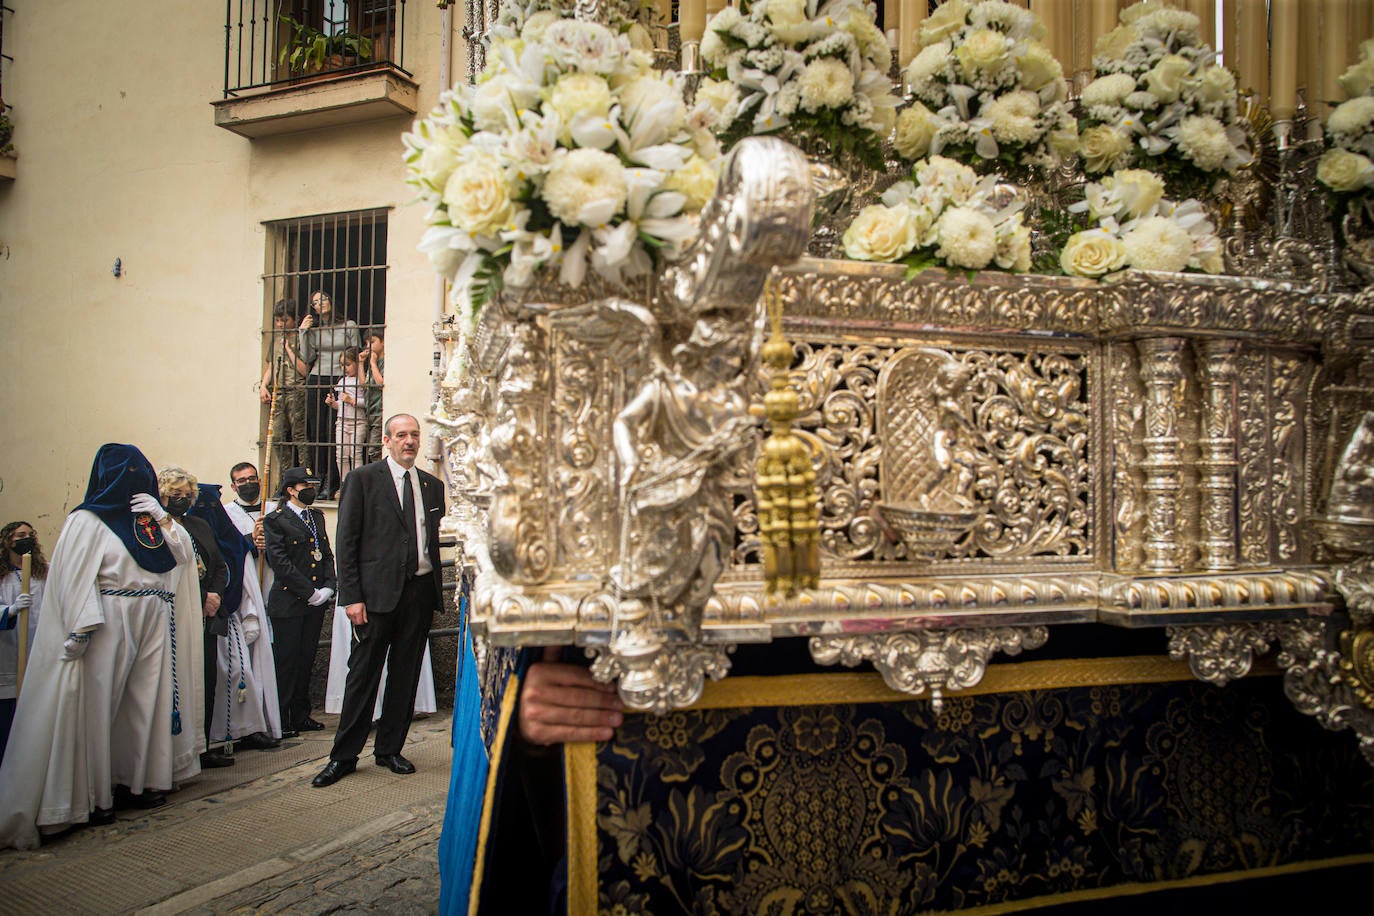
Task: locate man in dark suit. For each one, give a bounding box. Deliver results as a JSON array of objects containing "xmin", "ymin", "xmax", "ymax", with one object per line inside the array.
[
  {"xmin": 263, "ymin": 467, "xmax": 335, "ymax": 739},
  {"xmin": 313, "ymin": 413, "xmax": 445, "ymax": 787}
]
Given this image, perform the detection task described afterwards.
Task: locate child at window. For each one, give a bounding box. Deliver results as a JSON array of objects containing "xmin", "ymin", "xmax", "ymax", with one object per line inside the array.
[{"xmin": 325, "ymin": 347, "xmax": 367, "ymax": 483}]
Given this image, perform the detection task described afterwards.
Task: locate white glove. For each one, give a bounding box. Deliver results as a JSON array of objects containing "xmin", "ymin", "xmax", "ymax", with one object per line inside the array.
[
  {"xmin": 62, "ymin": 631, "xmax": 92, "ymax": 661},
  {"xmin": 241, "ymin": 616, "xmax": 262, "ymax": 645},
  {"xmin": 307, "ymin": 588, "xmax": 334, "ymax": 607},
  {"xmin": 11, "ymin": 593, "xmax": 32, "ymax": 612},
  {"xmin": 130, "ymin": 493, "xmax": 168, "ymax": 522}
]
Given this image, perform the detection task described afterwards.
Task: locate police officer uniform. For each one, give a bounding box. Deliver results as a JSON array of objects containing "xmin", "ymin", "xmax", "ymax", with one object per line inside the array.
[{"xmin": 263, "ymin": 468, "xmax": 335, "ymax": 737}]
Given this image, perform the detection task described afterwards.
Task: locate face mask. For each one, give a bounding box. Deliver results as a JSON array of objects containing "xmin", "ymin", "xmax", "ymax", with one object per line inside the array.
[
  {"xmin": 296, "ymin": 487, "xmax": 318, "ymax": 506},
  {"xmin": 236, "ymin": 482, "xmax": 261, "ymax": 504},
  {"xmin": 165, "ymin": 496, "xmax": 193, "ymax": 517},
  {"xmin": 11, "ymin": 536, "xmax": 36, "ymax": 556}
]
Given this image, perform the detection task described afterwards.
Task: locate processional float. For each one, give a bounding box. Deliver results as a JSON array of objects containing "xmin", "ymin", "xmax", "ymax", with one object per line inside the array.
[{"xmin": 419, "ymin": 0, "xmax": 1374, "ymax": 909}]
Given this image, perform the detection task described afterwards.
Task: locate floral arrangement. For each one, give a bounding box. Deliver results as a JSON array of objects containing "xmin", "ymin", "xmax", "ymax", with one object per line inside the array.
[
  {"xmin": 698, "ymin": 0, "xmax": 899, "ymax": 169},
  {"xmin": 1318, "ymin": 39, "xmax": 1374, "ymax": 202},
  {"xmin": 1057, "ymin": 168, "xmax": 1222, "ymax": 278},
  {"xmin": 898, "ymin": 0, "xmax": 1077, "ymax": 175},
  {"xmin": 1075, "ymin": 1, "xmax": 1249, "ymax": 197},
  {"xmin": 403, "ymin": 8, "xmax": 721, "ymax": 317},
  {"xmin": 841, "ymin": 155, "xmax": 1031, "ymax": 273}
]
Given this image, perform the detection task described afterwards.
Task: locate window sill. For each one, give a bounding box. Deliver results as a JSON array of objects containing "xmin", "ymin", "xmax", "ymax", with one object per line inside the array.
[
  {"xmin": 212, "ymin": 67, "xmax": 419, "ymax": 139},
  {"xmin": 0, "ymin": 156, "xmax": 15, "ymax": 181}
]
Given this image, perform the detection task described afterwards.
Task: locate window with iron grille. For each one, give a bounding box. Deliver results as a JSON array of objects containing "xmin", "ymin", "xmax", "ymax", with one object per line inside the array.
[{"xmin": 261, "ymin": 208, "xmax": 388, "ymax": 499}]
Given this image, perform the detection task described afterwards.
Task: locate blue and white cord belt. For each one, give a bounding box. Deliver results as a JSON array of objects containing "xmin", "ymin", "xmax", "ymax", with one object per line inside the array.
[{"xmin": 100, "ymin": 586, "xmax": 183, "ymax": 735}]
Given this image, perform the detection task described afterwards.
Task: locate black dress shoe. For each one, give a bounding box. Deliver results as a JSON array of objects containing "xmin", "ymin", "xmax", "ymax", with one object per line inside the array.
[
  {"xmin": 88, "ymin": 807, "xmax": 116, "ymax": 826},
  {"xmin": 200, "ymin": 749, "xmax": 236, "ymax": 768},
  {"xmin": 236, "ymin": 731, "xmax": 281, "ymax": 751},
  {"xmin": 280, "ymin": 728, "xmax": 300, "ymax": 739},
  {"xmin": 374, "ymin": 753, "xmax": 416, "ymax": 775},
  {"xmin": 312, "ymin": 758, "xmax": 356, "ymax": 787},
  {"xmin": 113, "ymin": 785, "xmax": 167, "ymax": 810},
  {"xmin": 300, "ymin": 717, "xmax": 326, "ymax": 731}
]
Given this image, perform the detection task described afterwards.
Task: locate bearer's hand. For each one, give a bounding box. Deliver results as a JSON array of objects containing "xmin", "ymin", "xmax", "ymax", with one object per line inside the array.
[
  {"xmin": 62, "ymin": 631, "xmax": 92, "ymax": 661},
  {"xmin": 252, "ymin": 520, "xmax": 265, "ymax": 551},
  {"xmin": 518, "ymin": 647, "xmax": 624, "ymax": 746},
  {"xmin": 130, "ymin": 493, "xmax": 168, "ymax": 522},
  {"xmin": 345, "ymin": 602, "xmax": 367, "ymax": 626},
  {"xmin": 204, "ymin": 593, "xmax": 222, "ymax": 618}
]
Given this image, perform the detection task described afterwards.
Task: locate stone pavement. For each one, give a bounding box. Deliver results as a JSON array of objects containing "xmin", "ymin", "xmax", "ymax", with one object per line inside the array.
[{"xmin": 0, "ymin": 711, "xmax": 455, "ymax": 915}]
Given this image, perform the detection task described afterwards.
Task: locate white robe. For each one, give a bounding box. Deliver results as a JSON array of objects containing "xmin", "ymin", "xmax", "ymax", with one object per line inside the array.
[
  {"xmin": 325, "ymin": 604, "xmax": 437, "ymax": 717},
  {"xmin": 0, "ymin": 572, "xmax": 44, "ymax": 702},
  {"xmin": 209, "ymin": 553, "xmax": 283, "ymax": 741},
  {"xmin": 0, "ymin": 512, "xmax": 202, "ymax": 849}
]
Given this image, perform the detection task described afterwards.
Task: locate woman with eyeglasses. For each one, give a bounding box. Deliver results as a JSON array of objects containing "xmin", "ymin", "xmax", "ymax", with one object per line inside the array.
[
  {"xmin": 0, "ymin": 521, "xmax": 46, "ymax": 765},
  {"xmin": 298, "ymin": 290, "xmax": 362, "ymax": 499}
]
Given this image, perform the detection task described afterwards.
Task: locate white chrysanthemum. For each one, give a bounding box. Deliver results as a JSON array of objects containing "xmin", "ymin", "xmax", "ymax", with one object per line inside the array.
[
  {"xmin": 1192, "ymin": 65, "xmax": 1236, "ymax": 105},
  {"xmin": 700, "ymin": 8, "xmax": 741, "ymax": 68},
  {"xmin": 935, "ymin": 206, "xmax": 998, "ymax": 269},
  {"xmin": 905, "ymin": 41, "xmax": 951, "ymax": 91},
  {"xmin": 1081, "ymin": 73, "xmax": 1137, "ymax": 109},
  {"xmin": 984, "ymin": 90, "xmax": 1041, "ymax": 144},
  {"xmin": 1174, "ymin": 115, "xmax": 1233, "ymax": 172},
  {"xmin": 843, "ymin": 203, "xmax": 920, "ymax": 262},
  {"xmin": 543, "ymin": 148, "xmax": 629, "ymax": 228},
  {"xmin": 1134, "ymin": 8, "xmax": 1200, "ymax": 40},
  {"xmin": 798, "ymin": 57, "xmax": 854, "ymax": 112},
  {"xmin": 1340, "ymin": 57, "xmax": 1374, "ymax": 99},
  {"xmin": 1123, "ymin": 90, "xmax": 1160, "ymax": 110},
  {"xmin": 970, "ymin": 0, "xmax": 1034, "ymax": 36},
  {"xmin": 694, "ymin": 77, "xmax": 741, "ymax": 127},
  {"xmin": 1122, "ymin": 216, "xmax": 1193, "ymax": 273},
  {"xmin": 1329, "ymin": 97, "xmax": 1374, "ymax": 139}
]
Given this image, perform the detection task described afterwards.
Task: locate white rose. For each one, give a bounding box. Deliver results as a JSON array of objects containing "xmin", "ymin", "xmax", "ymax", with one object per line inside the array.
[
  {"xmin": 548, "ymin": 73, "xmax": 613, "ymax": 137},
  {"xmin": 1122, "ymin": 216, "xmax": 1193, "ymax": 273},
  {"xmin": 416, "ymin": 124, "xmax": 468, "ymax": 192},
  {"xmin": 1318, "ymin": 148, "xmax": 1374, "ymax": 192},
  {"xmin": 894, "ymin": 102, "xmax": 938, "ymax": 159},
  {"xmin": 919, "ymin": 0, "xmax": 970, "ymax": 46},
  {"xmin": 1019, "ymin": 42, "xmax": 1062, "ymax": 91},
  {"xmin": 665, "ymin": 154, "xmax": 720, "ymax": 212},
  {"xmin": 443, "ymin": 152, "xmax": 516, "ymax": 236},
  {"xmin": 957, "ymin": 29, "xmax": 1011, "ymax": 80},
  {"xmin": 469, "ymin": 76, "xmax": 520, "ymax": 133},
  {"xmin": 843, "ymin": 204, "xmax": 920, "ymax": 262},
  {"xmin": 935, "ymin": 206, "xmax": 998, "ymax": 270},
  {"xmin": 522, "ymin": 10, "xmax": 560, "ymax": 42},
  {"xmin": 617, "ymin": 75, "xmax": 687, "ymax": 134},
  {"xmin": 767, "ymin": 0, "xmax": 807, "ymax": 28},
  {"xmin": 1144, "ymin": 55, "xmax": 1192, "ymax": 104},
  {"xmin": 1079, "ymin": 125, "xmax": 1133, "ymax": 173},
  {"xmin": 542, "ymin": 148, "xmax": 629, "ymax": 228},
  {"xmin": 1060, "ymin": 229, "xmax": 1127, "ymax": 278},
  {"xmin": 1094, "ymin": 25, "xmax": 1134, "ymax": 61},
  {"xmin": 798, "ymin": 58, "xmax": 854, "ymax": 112}
]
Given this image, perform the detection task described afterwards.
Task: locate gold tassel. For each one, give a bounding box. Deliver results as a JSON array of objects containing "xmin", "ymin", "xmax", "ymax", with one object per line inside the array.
[{"xmin": 756, "ymin": 275, "xmax": 820, "ymax": 595}]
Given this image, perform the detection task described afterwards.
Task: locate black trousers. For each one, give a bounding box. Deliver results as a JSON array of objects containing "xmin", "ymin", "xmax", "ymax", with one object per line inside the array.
[
  {"xmin": 330, "ymin": 576, "xmax": 436, "ymax": 762},
  {"xmin": 204, "ymin": 623, "xmax": 221, "ymax": 744},
  {"xmin": 272, "ymin": 609, "xmax": 325, "ymax": 731}
]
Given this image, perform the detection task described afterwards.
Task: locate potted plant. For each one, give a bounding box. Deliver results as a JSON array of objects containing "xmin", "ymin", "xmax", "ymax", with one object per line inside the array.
[{"xmin": 279, "ymin": 15, "xmax": 374, "ymax": 75}]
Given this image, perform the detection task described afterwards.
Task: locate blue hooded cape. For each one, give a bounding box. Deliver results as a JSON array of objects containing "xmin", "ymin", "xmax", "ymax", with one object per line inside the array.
[
  {"xmin": 75, "ymin": 443, "xmax": 176, "ymax": 574},
  {"xmin": 189, "ymin": 484, "xmax": 254, "ymax": 616}
]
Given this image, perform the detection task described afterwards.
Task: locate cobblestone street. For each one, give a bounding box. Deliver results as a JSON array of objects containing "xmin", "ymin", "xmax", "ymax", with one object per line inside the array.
[{"xmin": 0, "ymin": 712, "xmax": 452, "ymax": 915}]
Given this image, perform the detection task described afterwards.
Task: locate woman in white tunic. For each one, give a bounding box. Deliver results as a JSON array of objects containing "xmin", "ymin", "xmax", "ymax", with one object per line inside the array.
[{"xmin": 0, "ymin": 444, "xmax": 202, "ymax": 849}]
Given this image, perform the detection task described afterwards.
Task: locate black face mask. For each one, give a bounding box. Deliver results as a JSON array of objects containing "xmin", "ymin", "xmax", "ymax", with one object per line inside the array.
[
  {"xmin": 10, "ymin": 536, "xmax": 36, "ymax": 556},
  {"xmin": 296, "ymin": 487, "xmax": 318, "ymax": 506},
  {"xmin": 165, "ymin": 496, "xmax": 193, "ymax": 517},
  {"xmin": 236, "ymin": 482, "xmax": 261, "ymax": 505}
]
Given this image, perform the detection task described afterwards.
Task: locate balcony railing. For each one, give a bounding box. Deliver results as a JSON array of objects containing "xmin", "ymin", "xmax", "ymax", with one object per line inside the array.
[{"xmin": 223, "ymin": 0, "xmax": 408, "ymax": 97}]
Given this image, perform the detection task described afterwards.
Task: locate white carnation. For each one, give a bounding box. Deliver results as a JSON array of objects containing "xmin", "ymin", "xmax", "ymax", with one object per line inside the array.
[
  {"xmin": 1174, "ymin": 115, "xmax": 1233, "ymax": 172},
  {"xmin": 542, "ymin": 148, "xmax": 629, "ymax": 228},
  {"xmin": 1081, "ymin": 73, "xmax": 1137, "ymax": 109},
  {"xmin": 935, "ymin": 206, "xmax": 998, "ymax": 270},
  {"xmin": 1122, "ymin": 216, "xmax": 1193, "ymax": 273},
  {"xmin": 984, "ymin": 91, "xmax": 1041, "ymax": 145},
  {"xmin": 1329, "ymin": 97, "xmax": 1374, "ymax": 140},
  {"xmin": 798, "ymin": 57, "xmax": 855, "ymax": 112}
]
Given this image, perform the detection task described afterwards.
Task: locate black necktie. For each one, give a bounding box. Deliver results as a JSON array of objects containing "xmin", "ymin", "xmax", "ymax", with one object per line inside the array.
[{"xmin": 402, "ymin": 470, "xmax": 418, "ymax": 576}]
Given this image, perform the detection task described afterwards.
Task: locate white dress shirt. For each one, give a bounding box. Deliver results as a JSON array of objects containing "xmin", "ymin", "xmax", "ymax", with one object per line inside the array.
[{"xmin": 386, "ymin": 456, "xmax": 432, "ymax": 576}]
